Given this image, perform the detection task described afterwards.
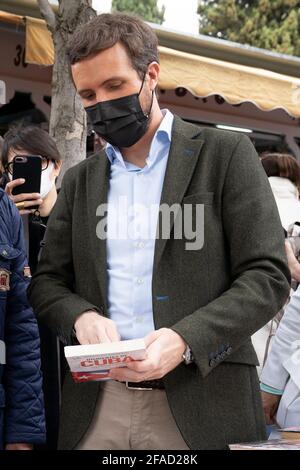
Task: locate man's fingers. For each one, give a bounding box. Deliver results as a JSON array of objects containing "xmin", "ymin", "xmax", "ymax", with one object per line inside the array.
[
  {"xmin": 105, "ymin": 324, "xmax": 121, "ymax": 342},
  {"xmin": 109, "ymin": 367, "xmax": 148, "ymax": 383},
  {"xmin": 126, "ymin": 342, "xmax": 160, "ymax": 372},
  {"xmin": 126, "ymin": 358, "xmax": 152, "ymax": 372},
  {"xmin": 144, "ymin": 330, "xmax": 160, "ymax": 348},
  {"xmin": 95, "ymin": 327, "xmax": 112, "ymax": 343},
  {"xmin": 76, "ymin": 333, "xmax": 90, "ymax": 345},
  {"xmin": 78, "ymin": 329, "xmax": 118, "ymax": 344},
  {"xmin": 77, "ymin": 330, "xmax": 109, "ymax": 344},
  {"xmin": 74, "ymin": 312, "xmax": 121, "ymax": 345},
  {"xmin": 76, "ymin": 328, "xmax": 102, "ymax": 345}
]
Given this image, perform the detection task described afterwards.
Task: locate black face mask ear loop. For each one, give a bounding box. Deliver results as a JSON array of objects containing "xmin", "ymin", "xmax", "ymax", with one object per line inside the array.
[
  {"xmin": 138, "ymin": 72, "xmax": 147, "ymax": 97},
  {"xmin": 138, "ymin": 72, "xmax": 154, "ymax": 119},
  {"xmin": 145, "ymin": 88, "xmax": 155, "ymax": 119}
]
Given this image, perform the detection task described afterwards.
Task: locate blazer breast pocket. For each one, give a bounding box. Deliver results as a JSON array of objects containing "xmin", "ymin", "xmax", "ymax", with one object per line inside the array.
[{"xmin": 182, "ymin": 191, "xmax": 214, "ymax": 206}]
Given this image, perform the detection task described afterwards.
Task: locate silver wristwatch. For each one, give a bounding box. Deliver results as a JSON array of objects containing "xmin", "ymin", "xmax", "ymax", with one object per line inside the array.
[{"xmin": 182, "ymin": 345, "xmax": 194, "ymax": 365}]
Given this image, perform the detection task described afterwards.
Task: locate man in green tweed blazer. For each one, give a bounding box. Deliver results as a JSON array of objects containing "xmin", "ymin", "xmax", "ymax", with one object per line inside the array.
[{"xmin": 28, "ymin": 13, "xmax": 290, "ymax": 450}]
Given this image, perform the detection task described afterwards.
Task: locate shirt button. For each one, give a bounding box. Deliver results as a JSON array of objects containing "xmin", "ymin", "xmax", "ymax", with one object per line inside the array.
[{"xmin": 137, "ymin": 278, "xmax": 144, "ymax": 285}]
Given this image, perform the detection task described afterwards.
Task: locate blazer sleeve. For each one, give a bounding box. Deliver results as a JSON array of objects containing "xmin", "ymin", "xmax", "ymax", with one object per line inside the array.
[
  {"xmin": 171, "ymin": 134, "xmax": 291, "ymax": 378},
  {"xmin": 260, "ymin": 286, "xmax": 300, "ymax": 390},
  {"xmin": 27, "ymin": 168, "xmax": 102, "ymax": 346}
]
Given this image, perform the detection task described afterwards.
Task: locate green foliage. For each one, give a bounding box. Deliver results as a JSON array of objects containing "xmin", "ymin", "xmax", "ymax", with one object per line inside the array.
[
  {"xmin": 112, "ymin": 0, "xmax": 165, "ymax": 24},
  {"xmin": 198, "ymin": 0, "xmax": 300, "ymax": 55}
]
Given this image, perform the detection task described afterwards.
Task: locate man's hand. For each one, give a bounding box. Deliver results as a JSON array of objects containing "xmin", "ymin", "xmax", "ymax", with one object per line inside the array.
[
  {"xmin": 261, "ymin": 391, "xmax": 281, "ymax": 425},
  {"xmin": 5, "ymin": 443, "xmax": 33, "ymax": 450},
  {"xmin": 109, "ymin": 328, "xmax": 187, "ymax": 382},
  {"xmin": 5, "ymin": 179, "xmax": 43, "ymax": 215},
  {"xmin": 74, "ymin": 310, "xmax": 120, "ymax": 344}
]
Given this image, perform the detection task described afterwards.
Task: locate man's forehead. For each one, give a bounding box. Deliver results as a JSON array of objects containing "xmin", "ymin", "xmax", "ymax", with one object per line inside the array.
[
  {"xmin": 71, "ymin": 44, "xmax": 136, "ymax": 89},
  {"xmin": 72, "ymin": 43, "xmax": 132, "ymax": 72}
]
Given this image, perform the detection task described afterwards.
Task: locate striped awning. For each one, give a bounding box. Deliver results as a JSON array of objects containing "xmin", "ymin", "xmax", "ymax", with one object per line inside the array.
[{"xmin": 158, "ymin": 46, "xmax": 300, "ymax": 117}]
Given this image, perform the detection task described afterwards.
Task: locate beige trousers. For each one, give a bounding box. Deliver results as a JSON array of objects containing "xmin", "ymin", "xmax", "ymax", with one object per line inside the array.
[{"xmin": 76, "ymin": 380, "xmax": 189, "ymax": 450}]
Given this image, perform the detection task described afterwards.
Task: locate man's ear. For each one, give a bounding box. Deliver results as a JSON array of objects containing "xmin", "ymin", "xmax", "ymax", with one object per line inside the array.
[{"xmin": 147, "ymin": 62, "xmax": 160, "ymax": 91}]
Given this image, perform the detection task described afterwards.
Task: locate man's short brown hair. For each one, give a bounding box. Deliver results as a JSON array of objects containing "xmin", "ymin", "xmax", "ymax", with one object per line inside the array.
[{"xmin": 67, "ymin": 13, "xmax": 159, "ymax": 79}]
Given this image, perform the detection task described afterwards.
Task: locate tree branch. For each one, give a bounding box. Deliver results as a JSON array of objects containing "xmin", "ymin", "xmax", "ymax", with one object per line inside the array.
[{"xmin": 37, "ymin": 0, "xmax": 56, "ymax": 32}]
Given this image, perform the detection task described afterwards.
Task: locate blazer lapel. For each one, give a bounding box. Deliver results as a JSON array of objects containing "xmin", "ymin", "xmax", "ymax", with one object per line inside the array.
[
  {"xmin": 153, "ymin": 116, "xmax": 204, "ymax": 269},
  {"xmin": 86, "ymin": 151, "xmax": 110, "ymax": 312}
]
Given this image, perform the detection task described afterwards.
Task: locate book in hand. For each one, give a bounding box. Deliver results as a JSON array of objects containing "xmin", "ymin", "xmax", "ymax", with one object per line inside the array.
[{"xmin": 64, "ymin": 338, "xmax": 147, "ymax": 383}]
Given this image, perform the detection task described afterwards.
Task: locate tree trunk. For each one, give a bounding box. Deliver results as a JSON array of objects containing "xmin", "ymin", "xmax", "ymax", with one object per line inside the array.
[{"xmin": 37, "ymin": 0, "xmax": 96, "ymax": 183}]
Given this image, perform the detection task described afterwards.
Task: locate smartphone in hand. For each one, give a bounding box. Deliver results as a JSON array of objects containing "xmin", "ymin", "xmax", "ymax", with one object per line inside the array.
[
  {"xmin": 12, "ymin": 155, "xmax": 42, "ymax": 211},
  {"xmin": 12, "ymin": 155, "xmax": 42, "ymax": 196}
]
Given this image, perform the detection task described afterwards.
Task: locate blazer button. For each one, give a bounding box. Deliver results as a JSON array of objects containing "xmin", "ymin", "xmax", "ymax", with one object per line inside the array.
[
  {"xmin": 209, "ymin": 359, "xmax": 217, "ymax": 367},
  {"xmin": 227, "ymin": 347, "xmax": 233, "ymax": 354}
]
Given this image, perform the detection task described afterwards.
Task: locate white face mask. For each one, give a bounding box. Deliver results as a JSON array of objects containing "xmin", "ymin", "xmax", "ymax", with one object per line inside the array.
[{"xmin": 40, "ymin": 161, "xmax": 56, "ymax": 198}]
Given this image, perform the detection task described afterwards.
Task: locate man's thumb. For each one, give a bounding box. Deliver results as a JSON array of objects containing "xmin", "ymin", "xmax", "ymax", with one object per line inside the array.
[{"xmin": 144, "ymin": 330, "xmax": 159, "ymax": 348}]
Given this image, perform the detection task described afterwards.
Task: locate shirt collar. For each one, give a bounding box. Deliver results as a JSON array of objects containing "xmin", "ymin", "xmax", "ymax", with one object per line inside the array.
[
  {"xmin": 105, "ymin": 109, "xmax": 174, "ymax": 169},
  {"xmin": 146, "ymin": 108, "xmax": 173, "ymax": 168},
  {"xmin": 155, "ymin": 108, "xmax": 173, "ymax": 142}
]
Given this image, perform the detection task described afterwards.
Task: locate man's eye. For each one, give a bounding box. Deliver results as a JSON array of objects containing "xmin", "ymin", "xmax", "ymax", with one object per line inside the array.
[{"xmin": 109, "ymin": 83, "xmax": 121, "ymax": 89}]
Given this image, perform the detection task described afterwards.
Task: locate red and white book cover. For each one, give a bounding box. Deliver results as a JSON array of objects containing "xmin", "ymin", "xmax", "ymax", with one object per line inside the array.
[{"xmin": 64, "ymin": 338, "xmax": 147, "ymax": 383}]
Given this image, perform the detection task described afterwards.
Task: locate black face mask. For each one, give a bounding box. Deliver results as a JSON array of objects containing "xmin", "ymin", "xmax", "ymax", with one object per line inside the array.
[{"xmin": 85, "ymin": 76, "xmax": 154, "ymax": 148}]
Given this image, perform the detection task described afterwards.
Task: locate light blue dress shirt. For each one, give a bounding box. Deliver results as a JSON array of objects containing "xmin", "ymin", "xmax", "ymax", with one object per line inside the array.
[{"xmin": 105, "ymin": 109, "xmax": 174, "ymax": 340}]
